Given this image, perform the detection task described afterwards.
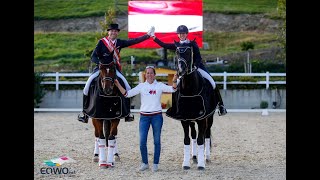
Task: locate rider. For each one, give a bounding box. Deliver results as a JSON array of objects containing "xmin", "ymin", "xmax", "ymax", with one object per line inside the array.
[
  {"xmin": 78, "ymin": 23, "xmax": 155, "ymax": 123},
  {"xmin": 151, "ymin": 25, "xmax": 227, "ymax": 116}
]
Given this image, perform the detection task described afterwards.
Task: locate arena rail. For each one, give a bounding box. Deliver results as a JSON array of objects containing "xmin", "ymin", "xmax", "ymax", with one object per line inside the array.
[
  {"xmin": 40, "ymin": 72, "xmax": 286, "ymax": 90},
  {"xmin": 33, "ymin": 108, "xmax": 286, "ymax": 113}
]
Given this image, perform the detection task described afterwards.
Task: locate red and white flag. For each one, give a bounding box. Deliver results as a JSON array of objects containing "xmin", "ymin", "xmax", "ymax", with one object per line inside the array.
[{"xmin": 128, "ymin": 0, "xmax": 203, "ymax": 48}]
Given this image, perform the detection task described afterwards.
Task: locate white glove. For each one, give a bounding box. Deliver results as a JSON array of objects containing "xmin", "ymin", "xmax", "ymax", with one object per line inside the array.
[
  {"xmin": 147, "ymin": 26, "xmax": 155, "ymax": 37},
  {"xmin": 150, "ymin": 30, "xmax": 155, "ymax": 37}
]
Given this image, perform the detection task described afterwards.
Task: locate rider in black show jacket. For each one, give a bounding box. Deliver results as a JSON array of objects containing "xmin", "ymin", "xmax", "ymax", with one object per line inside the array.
[
  {"xmin": 153, "ymin": 36, "xmax": 207, "ymax": 73},
  {"xmin": 152, "ymin": 25, "xmax": 227, "ymax": 116},
  {"xmin": 91, "ymin": 35, "xmax": 150, "ymax": 70},
  {"xmin": 78, "ymin": 23, "xmax": 155, "ymax": 123}
]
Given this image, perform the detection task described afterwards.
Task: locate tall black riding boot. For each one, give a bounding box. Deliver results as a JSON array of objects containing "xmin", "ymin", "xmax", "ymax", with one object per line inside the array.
[
  {"xmin": 77, "ymin": 94, "xmax": 89, "ymax": 123},
  {"xmin": 124, "ymin": 98, "xmax": 134, "ymax": 122},
  {"xmin": 215, "ymin": 88, "xmax": 227, "ymax": 116}
]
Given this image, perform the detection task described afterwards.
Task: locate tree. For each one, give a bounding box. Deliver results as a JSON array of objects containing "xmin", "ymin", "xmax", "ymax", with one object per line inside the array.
[
  {"xmin": 277, "ymin": 0, "xmax": 286, "ymax": 64},
  {"xmin": 240, "ymin": 41, "xmax": 255, "ymax": 73},
  {"xmin": 98, "ymin": 8, "xmax": 116, "ymax": 40},
  {"xmin": 34, "ymin": 72, "xmax": 46, "ymax": 108},
  {"xmin": 84, "ymin": 8, "xmax": 116, "ymax": 72}
]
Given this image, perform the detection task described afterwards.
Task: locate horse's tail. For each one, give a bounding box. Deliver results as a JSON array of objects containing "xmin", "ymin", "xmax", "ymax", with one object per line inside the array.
[
  {"xmin": 210, "ymin": 129, "xmax": 213, "ymax": 151},
  {"xmin": 206, "ymin": 114, "xmax": 214, "ymax": 150}
]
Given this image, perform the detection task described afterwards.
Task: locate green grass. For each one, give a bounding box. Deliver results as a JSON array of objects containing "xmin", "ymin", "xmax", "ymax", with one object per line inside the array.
[
  {"xmin": 34, "ymin": 0, "xmax": 282, "ymax": 73},
  {"xmin": 34, "ymin": 31, "xmax": 278, "ymax": 72},
  {"xmin": 203, "ymin": 31, "xmax": 277, "ymax": 56},
  {"xmin": 204, "ymin": 0, "xmax": 278, "ymax": 15},
  {"xmin": 34, "ymin": 32, "xmax": 96, "ymax": 72},
  {"xmin": 34, "ymin": 0, "xmax": 114, "ymax": 20},
  {"xmin": 34, "ymin": 0, "xmax": 279, "ymax": 20}
]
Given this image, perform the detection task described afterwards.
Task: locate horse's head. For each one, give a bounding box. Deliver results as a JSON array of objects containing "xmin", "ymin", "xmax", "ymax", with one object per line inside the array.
[
  {"xmin": 174, "ymin": 41, "xmax": 203, "ymax": 94},
  {"xmin": 98, "ymin": 60, "xmax": 117, "ymax": 95},
  {"xmin": 174, "ymin": 42, "xmax": 195, "ymax": 77}
]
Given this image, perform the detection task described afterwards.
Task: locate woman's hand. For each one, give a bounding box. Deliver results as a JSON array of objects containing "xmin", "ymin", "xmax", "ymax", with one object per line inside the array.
[
  {"xmin": 114, "ymin": 79, "xmax": 126, "ymax": 95},
  {"xmin": 114, "ymin": 79, "xmax": 120, "ymax": 87},
  {"xmin": 172, "ymin": 73, "xmax": 178, "ymax": 89},
  {"xmin": 172, "ymin": 74, "xmax": 178, "ymax": 82}
]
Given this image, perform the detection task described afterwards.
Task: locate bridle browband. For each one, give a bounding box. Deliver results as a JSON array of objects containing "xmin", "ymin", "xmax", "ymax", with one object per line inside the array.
[
  {"xmin": 176, "ymin": 46, "xmax": 196, "ymax": 76},
  {"xmin": 99, "ymin": 61, "xmax": 116, "ymax": 83}
]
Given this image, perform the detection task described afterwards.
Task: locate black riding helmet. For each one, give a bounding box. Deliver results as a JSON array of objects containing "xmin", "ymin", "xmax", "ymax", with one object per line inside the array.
[{"xmin": 176, "ymin": 25, "xmax": 188, "ymax": 34}]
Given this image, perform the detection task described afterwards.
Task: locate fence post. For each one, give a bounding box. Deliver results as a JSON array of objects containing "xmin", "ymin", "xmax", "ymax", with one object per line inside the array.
[
  {"xmin": 55, "ymin": 72, "xmax": 59, "ymax": 90},
  {"xmin": 223, "ymin": 71, "xmax": 227, "ymax": 90},
  {"xmin": 266, "ymin": 71, "xmax": 269, "ymax": 89}
]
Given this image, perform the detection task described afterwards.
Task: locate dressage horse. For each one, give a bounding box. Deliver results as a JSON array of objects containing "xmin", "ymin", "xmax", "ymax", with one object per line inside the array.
[
  {"xmin": 84, "ymin": 52, "xmax": 131, "ymax": 169},
  {"xmin": 166, "ymin": 41, "xmax": 219, "ymax": 170}
]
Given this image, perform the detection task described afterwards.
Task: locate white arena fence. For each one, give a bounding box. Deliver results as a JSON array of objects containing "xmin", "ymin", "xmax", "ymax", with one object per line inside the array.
[
  {"xmin": 33, "ymin": 108, "xmax": 285, "ymax": 113},
  {"xmin": 40, "ymin": 72, "xmax": 286, "ymax": 90}
]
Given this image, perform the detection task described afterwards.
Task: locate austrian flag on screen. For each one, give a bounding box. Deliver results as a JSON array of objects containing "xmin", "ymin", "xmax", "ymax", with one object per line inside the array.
[{"xmin": 128, "ymin": 0, "xmax": 203, "ymax": 48}]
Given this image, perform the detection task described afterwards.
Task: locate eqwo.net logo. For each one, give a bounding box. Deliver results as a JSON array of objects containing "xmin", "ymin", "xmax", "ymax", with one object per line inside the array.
[
  {"xmin": 43, "ymin": 156, "xmax": 75, "ymax": 166},
  {"xmin": 40, "ymin": 156, "xmax": 76, "ymax": 175}
]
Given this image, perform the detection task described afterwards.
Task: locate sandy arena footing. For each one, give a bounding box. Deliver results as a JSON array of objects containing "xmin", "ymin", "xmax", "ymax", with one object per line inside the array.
[{"xmin": 34, "ymin": 112, "xmax": 286, "ymax": 179}]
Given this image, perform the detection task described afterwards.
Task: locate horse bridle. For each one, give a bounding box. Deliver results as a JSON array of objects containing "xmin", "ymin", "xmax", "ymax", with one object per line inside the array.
[
  {"xmin": 176, "ymin": 46, "xmax": 197, "ymax": 77},
  {"xmin": 99, "ymin": 61, "xmax": 117, "ymax": 85}
]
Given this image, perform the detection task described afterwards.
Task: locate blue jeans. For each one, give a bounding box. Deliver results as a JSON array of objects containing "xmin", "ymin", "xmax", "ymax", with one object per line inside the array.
[{"xmin": 139, "ymin": 113, "xmax": 163, "ymax": 164}]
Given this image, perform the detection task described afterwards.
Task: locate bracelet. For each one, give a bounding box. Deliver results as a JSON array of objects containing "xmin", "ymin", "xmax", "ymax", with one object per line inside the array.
[{"xmin": 123, "ymin": 90, "xmax": 127, "ymax": 96}]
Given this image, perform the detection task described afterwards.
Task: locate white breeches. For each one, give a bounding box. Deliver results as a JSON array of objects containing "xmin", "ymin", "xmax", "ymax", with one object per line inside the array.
[
  {"xmin": 83, "ymin": 70, "xmax": 131, "ymax": 95},
  {"xmin": 116, "ymin": 70, "xmax": 132, "ymax": 91},
  {"xmin": 197, "ymin": 68, "xmax": 216, "ymax": 89}
]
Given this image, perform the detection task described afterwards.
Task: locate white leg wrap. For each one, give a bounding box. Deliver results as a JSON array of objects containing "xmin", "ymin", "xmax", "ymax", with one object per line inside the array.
[
  {"xmin": 182, "ymin": 145, "xmax": 191, "ymax": 167},
  {"xmin": 107, "ymin": 139, "xmax": 116, "ymax": 163},
  {"xmin": 94, "ymin": 137, "xmax": 99, "ymax": 155},
  {"xmin": 197, "ymin": 144, "xmax": 205, "ymax": 168},
  {"xmin": 98, "ymin": 138, "xmax": 107, "ymax": 166},
  {"xmin": 113, "ymin": 139, "xmax": 119, "ymax": 155},
  {"xmin": 205, "ymin": 138, "xmax": 211, "ymax": 160},
  {"xmin": 191, "ymin": 139, "xmax": 197, "ymax": 156}
]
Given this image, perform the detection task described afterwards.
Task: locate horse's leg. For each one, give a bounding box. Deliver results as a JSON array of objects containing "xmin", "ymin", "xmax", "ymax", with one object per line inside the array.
[
  {"xmin": 103, "ymin": 119, "xmax": 111, "ymax": 159},
  {"xmin": 190, "ymin": 121, "xmax": 197, "ymax": 163},
  {"xmin": 111, "ymin": 119, "xmax": 120, "ymax": 162},
  {"xmin": 106, "ymin": 119, "xmax": 120, "ymax": 166},
  {"xmin": 181, "ymin": 120, "xmax": 191, "ymax": 170},
  {"xmin": 196, "ymin": 119, "xmax": 206, "ymax": 170},
  {"xmin": 92, "ymin": 118, "xmax": 108, "ymax": 169},
  {"xmin": 205, "ymin": 115, "xmax": 214, "ymax": 163},
  {"xmin": 104, "ymin": 119, "xmax": 110, "ymax": 146},
  {"xmin": 92, "ymin": 119, "xmax": 100, "ymax": 163},
  {"xmin": 113, "ymin": 139, "xmax": 121, "ymax": 162}
]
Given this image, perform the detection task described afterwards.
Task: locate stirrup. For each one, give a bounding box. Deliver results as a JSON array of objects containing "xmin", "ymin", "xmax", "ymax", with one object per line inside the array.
[
  {"xmin": 125, "ymin": 114, "xmax": 134, "ymax": 122},
  {"xmin": 77, "ymin": 112, "xmax": 89, "ymax": 123},
  {"xmin": 218, "ymin": 105, "xmax": 227, "ymax": 116}
]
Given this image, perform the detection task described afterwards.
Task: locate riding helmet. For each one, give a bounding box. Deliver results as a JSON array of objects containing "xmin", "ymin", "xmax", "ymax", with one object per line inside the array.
[{"xmin": 176, "ymin": 25, "xmax": 189, "ymax": 34}]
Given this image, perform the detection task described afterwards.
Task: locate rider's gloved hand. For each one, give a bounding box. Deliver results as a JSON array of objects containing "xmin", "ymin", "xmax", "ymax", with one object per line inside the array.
[{"xmin": 147, "ymin": 26, "xmax": 155, "ymax": 37}]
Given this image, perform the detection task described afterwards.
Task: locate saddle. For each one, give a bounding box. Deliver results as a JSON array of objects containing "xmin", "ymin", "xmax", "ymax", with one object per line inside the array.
[
  {"xmin": 83, "ymin": 76, "xmax": 130, "ymax": 120},
  {"xmin": 166, "ymin": 74, "xmax": 218, "ymax": 121}
]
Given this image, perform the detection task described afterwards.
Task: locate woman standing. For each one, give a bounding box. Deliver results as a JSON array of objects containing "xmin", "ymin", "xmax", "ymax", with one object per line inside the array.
[{"xmin": 114, "ymin": 66, "xmax": 178, "ymax": 172}]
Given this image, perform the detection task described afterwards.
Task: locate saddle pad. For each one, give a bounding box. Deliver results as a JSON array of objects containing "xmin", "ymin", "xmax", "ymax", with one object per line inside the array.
[
  {"xmin": 166, "ymin": 95, "xmax": 206, "ymax": 120},
  {"xmin": 87, "ymin": 96, "xmax": 124, "ymax": 119},
  {"xmin": 84, "ymin": 75, "xmax": 130, "ymax": 120}
]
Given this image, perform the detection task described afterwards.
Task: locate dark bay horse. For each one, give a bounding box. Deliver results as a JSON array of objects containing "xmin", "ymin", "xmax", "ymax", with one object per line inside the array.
[
  {"xmin": 84, "ymin": 52, "xmax": 131, "ymax": 169},
  {"xmin": 166, "ymin": 41, "xmax": 218, "ymax": 170}
]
